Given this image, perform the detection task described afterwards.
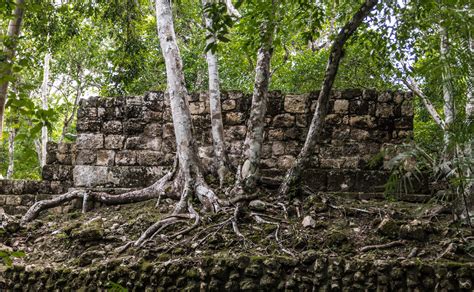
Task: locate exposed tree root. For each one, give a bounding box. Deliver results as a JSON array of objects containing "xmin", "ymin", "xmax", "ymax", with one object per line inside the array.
[
  {"xmin": 22, "ymin": 165, "xmax": 178, "ymax": 223},
  {"xmin": 359, "ymin": 240, "xmax": 406, "ymax": 252}
]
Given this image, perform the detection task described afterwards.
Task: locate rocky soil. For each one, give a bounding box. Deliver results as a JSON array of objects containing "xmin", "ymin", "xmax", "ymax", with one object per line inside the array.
[{"xmin": 1, "ymin": 190, "xmax": 473, "ymax": 273}]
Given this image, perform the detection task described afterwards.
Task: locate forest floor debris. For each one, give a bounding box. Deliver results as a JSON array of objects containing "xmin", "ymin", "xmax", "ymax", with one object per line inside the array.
[{"xmin": 1, "ymin": 191, "xmax": 473, "ymax": 270}]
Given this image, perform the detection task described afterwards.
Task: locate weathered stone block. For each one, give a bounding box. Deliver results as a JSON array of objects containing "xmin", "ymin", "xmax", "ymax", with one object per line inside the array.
[
  {"xmin": 350, "ymin": 129, "xmax": 370, "ymax": 141},
  {"xmin": 225, "ymin": 125, "xmax": 246, "ymax": 140},
  {"xmin": 104, "ymin": 135, "xmax": 125, "ymax": 149},
  {"xmin": 73, "ymin": 166, "xmax": 109, "ymax": 187},
  {"xmin": 189, "ymin": 102, "xmax": 207, "ymax": 114},
  {"xmin": 225, "ymin": 112, "xmax": 245, "ymax": 125},
  {"xmin": 115, "ymin": 150, "xmax": 137, "ymax": 166},
  {"xmin": 284, "ymin": 94, "xmax": 308, "ymax": 113},
  {"xmin": 76, "ymin": 120, "xmax": 101, "ymax": 132},
  {"xmin": 272, "ymin": 114, "xmax": 295, "ymax": 128},
  {"xmin": 349, "ymin": 115, "xmax": 376, "ymax": 128},
  {"xmin": 75, "ymin": 150, "xmax": 97, "ymax": 165},
  {"xmin": 272, "ymin": 142, "xmax": 285, "ymax": 156},
  {"xmin": 76, "ymin": 133, "xmax": 103, "ymax": 149},
  {"xmin": 144, "ymin": 91, "xmax": 164, "ymax": 111},
  {"xmin": 123, "ymin": 119, "xmax": 146, "ymax": 135},
  {"xmin": 96, "ymin": 150, "xmax": 115, "ymax": 166},
  {"xmin": 333, "ymin": 100, "xmax": 349, "ymax": 114},
  {"xmin": 349, "ymin": 99, "xmax": 369, "ymax": 115},
  {"xmin": 103, "ymin": 120, "xmax": 123, "ymax": 134},
  {"xmin": 222, "ymin": 99, "xmax": 236, "ymax": 111},
  {"xmin": 376, "ymin": 103, "xmax": 394, "ymax": 118},
  {"xmin": 144, "ymin": 123, "xmax": 162, "ymax": 137},
  {"xmin": 137, "ymin": 151, "xmax": 163, "ymax": 166}
]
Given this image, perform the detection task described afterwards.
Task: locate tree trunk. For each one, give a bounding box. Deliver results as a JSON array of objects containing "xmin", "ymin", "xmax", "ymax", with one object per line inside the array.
[
  {"xmin": 279, "ymin": 0, "xmax": 379, "ymax": 196},
  {"xmin": 440, "ymin": 27, "xmax": 455, "ymax": 156},
  {"xmin": 6, "ymin": 127, "xmax": 16, "ymax": 179},
  {"xmin": 0, "ymin": 0, "xmax": 25, "ymax": 138},
  {"xmin": 60, "ymin": 74, "xmax": 82, "ymax": 142},
  {"xmin": 156, "ymin": 0, "xmax": 219, "ymax": 212},
  {"xmin": 202, "ymin": 0, "xmax": 230, "ymax": 187},
  {"xmin": 239, "ymin": 17, "xmax": 276, "ymax": 191},
  {"xmin": 40, "ymin": 52, "xmax": 51, "ymax": 168}
]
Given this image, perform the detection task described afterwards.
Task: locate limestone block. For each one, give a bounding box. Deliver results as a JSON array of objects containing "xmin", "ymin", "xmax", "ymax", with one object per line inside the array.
[
  {"xmin": 227, "ymin": 91, "xmax": 244, "ymax": 99},
  {"xmin": 126, "ymin": 95, "xmax": 143, "ymax": 105},
  {"xmin": 73, "ymin": 166, "xmax": 109, "ymax": 187},
  {"xmin": 377, "ymin": 92, "xmax": 393, "ymax": 102},
  {"xmin": 162, "ymin": 123, "xmax": 175, "ymax": 138},
  {"xmin": 143, "ymin": 110, "xmax": 163, "ymax": 121},
  {"xmin": 137, "ymin": 151, "xmax": 163, "ymax": 166},
  {"xmin": 5, "ymin": 195, "xmax": 21, "ymax": 205},
  {"xmin": 76, "ymin": 120, "xmax": 101, "ymax": 133},
  {"xmin": 350, "ymin": 129, "xmax": 370, "ymax": 141},
  {"xmin": 124, "ymin": 136, "xmax": 141, "ymax": 150},
  {"xmin": 123, "ymin": 119, "xmax": 146, "ymax": 135},
  {"xmin": 285, "ymin": 141, "xmax": 301, "ymax": 155},
  {"xmin": 261, "ymin": 144, "xmax": 272, "ymax": 159},
  {"xmin": 401, "ymin": 101, "xmax": 413, "ymax": 117},
  {"xmin": 144, "ymin": 91, "xmax": 165, "ymax": 111},
  {"xmin": 189, "ymin": 102, "xmax": 206, "ymax": 114},
  {"xmin": 295, "ymin": 114, "xmax": 307, "ymax": 127},
  {"xmin": 224, "ymin": 112, "xmax": 245, "ymax": 125},
  {"xmin": 222, "ymin": 99, "xmax": 236, "ymax": 111},
  {"xmin": 376, "ymin": 103, "xmax": 394, "ymax": 118},
  {"xmin": 272, "ymin": 114, "xmax": 295, "ymax": 128},
  {"xmin": 96, "ymin": 150, "xmax": 116, "ymax": 166},
  {"xmin": 325, "ymin": 114, "xmax": 343, "ymax": 125},
  {"xmin": 76, "ymin": 133, "xmax": 103, "ymax": 149},
  {"xmin": 280, "ymin": 155, "xmax": 296, "ymax": 169},
  {"xmin": 115, "ymin": 150, "xmax": 137, "ymax": 166},
  {"xmin": 76, "ymin": 106, "xmax": 97, "ymax": 119},
  {"xmin": 268, "ymin": 129, "xmax": 285, "ymax": 141},
  {"xmin": 104, "ymin": 135, "xmax": 125, "ymax": 150},
  {"xmin": 349, "ymin": 99, "xmax": 369, "ymax": 115},
  {"xmin": 349, "ymin": 115, "xmax": 376, "ymax": 129},
  {"xmin": 224, "ymin": 125, "xmax": 247, "ymax": 140},
  {"xmin": 144, "ymin": 123, "xmax": 162, "ymax": 137},
  {"xmin": 333, "ymin": 100, "xmax": 349, "ymax": 114},
  {"xmin": 75, "ymin": 150, "xmax": 97, "ymax": 165},
  {"xmin": 103, "ymin": 120, "xmax": 123, "ymax": 134},
  {"xmin": 107, "ymin": 166, "xmax": 164, "ymax": 188},
  {"xmin": 272, "ymin": 142, "xmax": 285, "ymax": 156},
  {"xmin": 284, "ymin": 94, "xmax": 308, "ymax": 113}
]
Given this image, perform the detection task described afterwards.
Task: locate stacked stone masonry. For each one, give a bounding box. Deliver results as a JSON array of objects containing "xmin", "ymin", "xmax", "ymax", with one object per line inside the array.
[
  {"xmin": 1, "ymin": 255, "xmax": 472, "ymax": 291},
  {"xmin": 72, "ymin": 89, "xmax": 413, "ymax": 190},
  {"xmin": 1, "ymin": 89, "xmax": 414, "ymax": 214}
]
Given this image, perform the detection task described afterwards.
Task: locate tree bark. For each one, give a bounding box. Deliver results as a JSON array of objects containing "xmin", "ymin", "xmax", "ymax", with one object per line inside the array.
[
  {"xmin": 279, "ymin": 0, "xmax": 379, "ymax": 196},
  {"xmin": 202, "ymin": 0, "xmax": 230, "ymax": 187},
  {"xmin": 40, "ymin": 53, "xmax": 51, "ymax": 168},
  {"xmin": 6, "ymin": 127, "xmax": 16, "ymax": 179},
  {"xmin": 440, "ymin": 27, "xmax": 454, "ymax": 155},
  {"xmin": 239, "ymin": 16, "xmax": 276, "ymax": 191},
  {"xmin": 156, "ymin": 0, "xmax": 219, "ymax": 212},
  {"xmin": 402, "ymin": 77, "xmax": 446, "ymax": 130},
  {"xmin": 0, "ymin": 0, "xmax": 25, "ymax": 138}
]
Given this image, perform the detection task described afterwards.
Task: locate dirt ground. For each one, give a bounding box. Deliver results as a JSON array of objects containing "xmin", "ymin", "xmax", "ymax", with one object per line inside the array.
[{"xmin": 1, "ymin": 190, "xmax": 473, "ymax": 270}]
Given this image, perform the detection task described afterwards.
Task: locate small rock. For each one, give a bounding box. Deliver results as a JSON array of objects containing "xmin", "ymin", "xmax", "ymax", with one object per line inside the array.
[
  {"xmin": 249, "ymin": 200, "xmax": 266, "ymax": 211},
  {"xmin": 399, "ymin": 219, "xmax": 432, "ymax": 241},
  {"xmin": 302, "ymin": 216, "xmax": 316, "ymax": 228},
  {"xmin": 377, "ymin": 216, "xmax": 400, "ymax": 238}
]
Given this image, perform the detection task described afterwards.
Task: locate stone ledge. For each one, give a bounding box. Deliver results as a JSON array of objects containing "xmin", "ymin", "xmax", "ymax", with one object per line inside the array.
[{"xmin": 1, "ymin": 255, "xmax": 471, "ymax": 290}]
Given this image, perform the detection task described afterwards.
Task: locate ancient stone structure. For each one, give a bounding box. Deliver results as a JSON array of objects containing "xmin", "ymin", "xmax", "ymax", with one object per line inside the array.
[
  {"xmin": 2, "ymin": 255, "xmax": 472, "ymax": 290},
  {"xmin": 1, "ymin": 89, "xmax": 414, "ymax": 214}
]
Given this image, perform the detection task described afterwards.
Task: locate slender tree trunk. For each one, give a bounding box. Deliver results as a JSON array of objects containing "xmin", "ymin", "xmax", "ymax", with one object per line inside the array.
[
  {"xmin": 225, "ymin": 0, "xmax": 241, "ymax": 18},
  {"xmin": 6, "ymin": 127, "xmax": 16, "ymax": 179},
  {"xmin": 202, "ymin": 0, "xmax": 230, "ymax": 187},
  {"xmin": 279, "ymin": 0, "xmax": 379, "ymax": 196},
  {"xmin": 440, "ymin": 27, "xmax": 455, "ymax": 157},
  {"xmin": 0, "ymin": 0, "xmax": 25, "ymax": 138},
  {"xmin": 239, "ymin": 16, "xmax": 276, "ymax": 191},
  {"xmin": 156, "ymin": 0, "xmax": 218, "ymax": 212},
  {"xmin": 60, "ymin": 76, "xmax": 82, "ymax": 142},
  {"xmin": 403, "ymin": 78, "xmax": 446, "ymax": 130},
  {"xmin": 40, "ymin": 52, "xmax": 51, "ymax": 168}
]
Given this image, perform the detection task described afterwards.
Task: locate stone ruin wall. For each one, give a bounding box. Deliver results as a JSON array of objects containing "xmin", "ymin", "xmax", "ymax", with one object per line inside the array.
[{"xmin": 0, "ymin": 89, "xmax": 414, "ymax": 214}]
